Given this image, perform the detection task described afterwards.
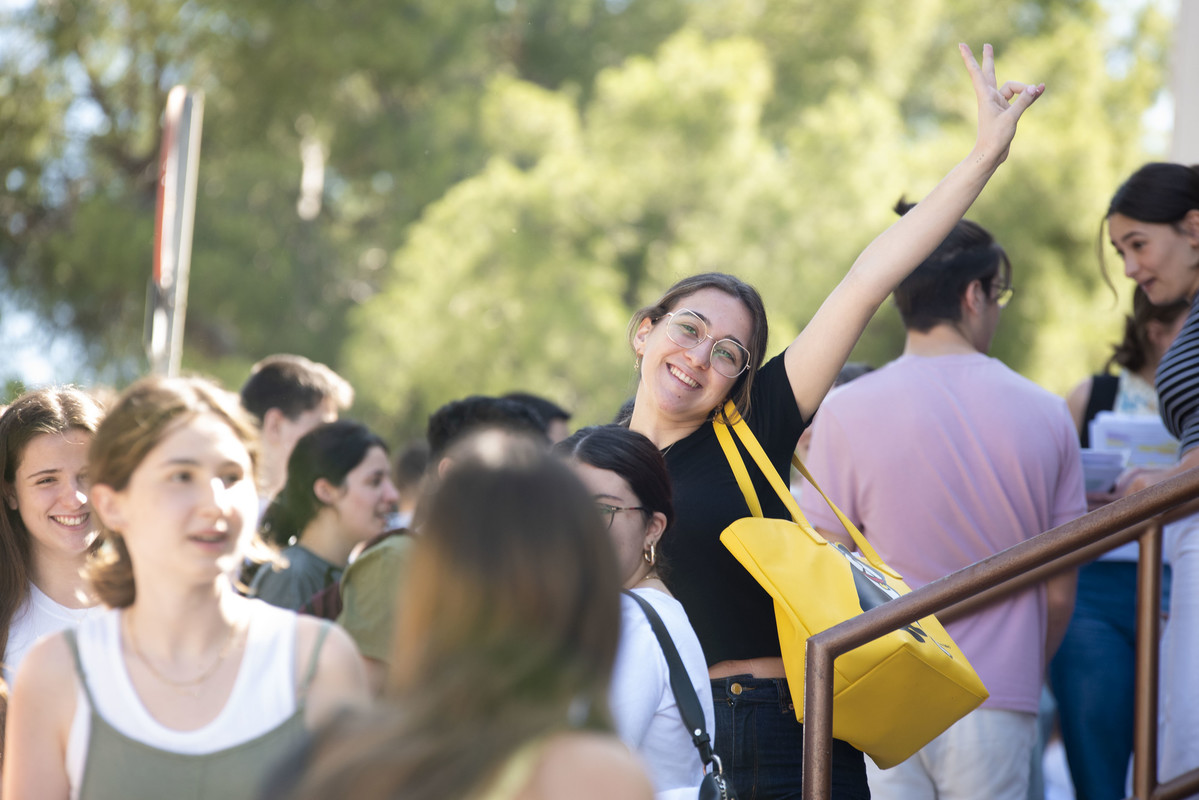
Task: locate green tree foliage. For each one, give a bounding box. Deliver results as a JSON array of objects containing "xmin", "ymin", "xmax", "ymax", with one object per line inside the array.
[
  {"xmin": 0, "ymin": 0, "xmax": 688, "ymax": 388},
  {"xmin": 346, "ymin": 2, "xmax": 1173, "ymax": 441},
  {"xmin": 0, "ymin": 0, "xmax": 1175, "ymax": 443}
]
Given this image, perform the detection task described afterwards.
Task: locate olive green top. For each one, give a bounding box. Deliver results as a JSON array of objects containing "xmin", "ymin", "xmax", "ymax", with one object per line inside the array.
[{"xmin": 64, "ymin": 621, "xmax": 330, "ymax": 800}]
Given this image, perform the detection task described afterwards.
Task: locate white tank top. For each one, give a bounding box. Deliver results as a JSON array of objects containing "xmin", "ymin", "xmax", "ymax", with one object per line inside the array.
[{"xmin": 66, "ymin": 600, "xmax": 299, "ymax": 794}]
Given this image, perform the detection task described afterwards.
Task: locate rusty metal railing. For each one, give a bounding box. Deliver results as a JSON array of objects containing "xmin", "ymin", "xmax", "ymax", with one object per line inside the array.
[{"xmin": 800, "ymin": 466, "xmax": 1199, "ymax": 800}]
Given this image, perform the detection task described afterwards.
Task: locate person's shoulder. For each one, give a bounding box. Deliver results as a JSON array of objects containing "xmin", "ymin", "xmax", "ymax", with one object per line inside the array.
[
  {"xmin": 14, "ymin": 629, "xmax": 80, "ymax": 706},
  {"xmin": 294, "ymin": 614, "xmax": 360, "ymax": 670},
  {"xmin": 812, "ymin": 360, "xmax": 893, "ymax": 412},
  {"xmin": 629, "ymin": 585, "xmax": 687, "ymax": 622},
  {"xmin": 19, "ymin": 629, "xmax": 76, "ymax": 676},
  {"xmin": 5, "ymin": 630, "xmax": 80, "ymax": 800},
  {"xmin": 295, "ymin": 616, "xmax": 370, "ymax": 726},
  {"xmin": 251, "ymin": 564, "xmax": 303, "ymax": 606},
  {"xmin": 244, "ymin": 594, "xmax": 295, "ymax": 625},
  {"xmin": 344, "ymin": 534, "xmax": 413, "ymax": 578},
  {"xmin": 989, "ymin": 359, "xmax": 1073, "ymax": 408},
  {"xmin": 617, "ymin": 592, "xmax": 658, "ymax": 646},
  {"xmin": 525, "ymin": 732, "xmax": 653, "ymax": 800},
  {"xmin": 754, "ymin": 350, "xmax": 802, "ymax": 402},
  {"xmin": 283, "ymin": 544, "xmax": 331, "ymax": 570}
]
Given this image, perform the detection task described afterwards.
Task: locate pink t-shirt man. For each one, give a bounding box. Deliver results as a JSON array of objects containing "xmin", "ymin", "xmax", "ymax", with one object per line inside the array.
[{"xmin": 800, "ymin": 352, "xmax": 1086, "ymax": 714}]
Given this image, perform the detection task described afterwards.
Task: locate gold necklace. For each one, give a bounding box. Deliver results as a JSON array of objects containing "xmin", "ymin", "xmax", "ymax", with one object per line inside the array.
[{"xmin": 126, "ymin": 612, "xmax": 242, "ymax": 695}]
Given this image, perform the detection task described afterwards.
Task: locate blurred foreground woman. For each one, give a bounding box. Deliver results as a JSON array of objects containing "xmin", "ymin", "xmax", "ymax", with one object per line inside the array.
[
  {"xmin": 3, "ymin": 376, "xmax": 367, "ymax": 800},
  {"xmin": 272, "ymin": 432, "xmax": 653, "ymax": 800}
]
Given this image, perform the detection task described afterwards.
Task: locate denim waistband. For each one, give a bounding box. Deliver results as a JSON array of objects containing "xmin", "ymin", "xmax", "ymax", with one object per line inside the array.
[{"xmin": 711, "ymin": 674, "xmax": 796, "ymax": 713}]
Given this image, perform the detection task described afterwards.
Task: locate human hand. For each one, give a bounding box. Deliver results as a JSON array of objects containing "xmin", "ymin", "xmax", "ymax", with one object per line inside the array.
[
  {"xmin": 959, "ymin": 43, "xmax": 1044, "ymax": 168},
  {"xmin": 1113, "ymin": 465, "xmax": 1167, "ymax": 498}
]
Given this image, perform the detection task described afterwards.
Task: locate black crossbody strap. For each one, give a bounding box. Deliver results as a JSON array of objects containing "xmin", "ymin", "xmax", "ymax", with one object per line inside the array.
[{"xmin": 622, "ymin": 590, "xmax": 714, "ymax": 765}]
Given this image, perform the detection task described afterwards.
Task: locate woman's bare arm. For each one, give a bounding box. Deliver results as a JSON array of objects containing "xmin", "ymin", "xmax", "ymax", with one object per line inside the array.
[
  {"xmin": 2, "ymin": 635, "xmax": 77, "ymax": 800},
  {"xmin": 786, "ymin": 44, "xmax": 1043, "ymax": 420}
]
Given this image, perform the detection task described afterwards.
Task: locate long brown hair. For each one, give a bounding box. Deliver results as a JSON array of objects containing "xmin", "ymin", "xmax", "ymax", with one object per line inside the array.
[
  {"xmin": 0, "ymin": 387, "xmax": 104, "ymax": 656},
  {"xmin": 276, "ymin": 432, "xmax": 623, "ymax": 800},
  {"xmin": 85, "ymin": 376, "xmax": 259, "ymax": 608}
]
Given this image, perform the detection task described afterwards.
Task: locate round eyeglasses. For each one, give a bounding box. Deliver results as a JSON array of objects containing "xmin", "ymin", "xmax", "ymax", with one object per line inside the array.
[
  {"xmin": 595, "ymin": 502, "xmax": 647, "ymax": 530},
  {"xmin": 663, "ymin": 309, "xmax": 751, "ymax": 379}
]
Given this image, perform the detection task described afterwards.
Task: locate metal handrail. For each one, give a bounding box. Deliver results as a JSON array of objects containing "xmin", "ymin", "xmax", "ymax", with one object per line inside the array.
[{"xmin": 800, "ymin": 465, "xmax": 1199, "ymax": 800}]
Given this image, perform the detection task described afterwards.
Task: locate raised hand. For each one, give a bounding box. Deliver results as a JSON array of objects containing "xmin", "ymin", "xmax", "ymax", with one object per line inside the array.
[{"xmin": 959, "ymin": 43, "xmax": 1043, "ymax": 168}]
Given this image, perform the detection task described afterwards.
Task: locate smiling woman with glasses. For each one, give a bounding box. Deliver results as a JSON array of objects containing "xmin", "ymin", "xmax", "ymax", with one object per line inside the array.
[
  {"xmin": 557, "ymin": 425, "xmax": 715, "ymax": 799},
  {"xmin": 617, "ymin": 44, "xmax": 1043, "ymax": 800}
]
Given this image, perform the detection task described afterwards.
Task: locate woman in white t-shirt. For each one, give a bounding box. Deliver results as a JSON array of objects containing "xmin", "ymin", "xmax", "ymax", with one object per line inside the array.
[
  {"xmin": 0, "ymin": 387, "xmax": 105, "ymax": 688},
  {"xmin": 558, "ymin": 424, "xmax": 714, "ymax": 800}
]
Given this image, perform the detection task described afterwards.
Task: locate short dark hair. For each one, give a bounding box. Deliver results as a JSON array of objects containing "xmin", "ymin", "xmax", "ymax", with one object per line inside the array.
[
  {"xmin": 1107, "ymin": 162, "xmax": 1199, "ymax": 224},
  {"xmin": 394, "ymin": 439, "xmax": 431, "ymax": 493},
  {"xmin": 612, "ymin": 397, "xmax": 636, "ymax": 426},
  {"xmin": 239, "ymin": 354, "xmax": 353, "ymax": 423},
  {"xmin": 502, "ymin": 392, "xmax": 571, "ymax": 426},
  {"xmin": 891, "ymin": 198, "xmax": 1010, "ymax": 332},
  {"xmin": 426, "ymin": 396, "xmax": 548, "ymax": 462}
]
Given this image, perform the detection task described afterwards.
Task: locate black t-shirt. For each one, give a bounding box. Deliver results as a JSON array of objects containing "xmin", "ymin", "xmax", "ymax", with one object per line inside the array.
[{"xmin": 658, "ymin": 352, "xmax": 807, "ymax": 665}]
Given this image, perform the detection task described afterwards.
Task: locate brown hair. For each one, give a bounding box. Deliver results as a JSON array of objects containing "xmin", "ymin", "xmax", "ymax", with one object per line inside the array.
[
  {"xmin": 629, "ymin": 272, "xmax": 769, "ymax": 422},
  {"xmin": 891, "ymin": 198, "xmax": 1011, "ymax": 331},
  {"xmin": 239, "ymin": 353, "xmax": 353, "ymax": 423},
  {"xmin": 0, "ymin": 387, "xmax": 104, "ymax": 654},
  {"xmin": 86, "ymin": 375, "xmax": 259, "ymax": 608},
  {"xmin": 1107, "ymin": 287, "xmax": 1190, "ymax": 374},
  {"xmin": 273, "ymin": 432, "xmax": 623, "ymax": 800}
]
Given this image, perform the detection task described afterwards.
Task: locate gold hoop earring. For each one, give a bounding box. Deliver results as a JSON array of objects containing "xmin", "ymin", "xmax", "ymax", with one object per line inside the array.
[{"xmin": 643, "ymin": 543, "xmax": 656, "ymax": 566}]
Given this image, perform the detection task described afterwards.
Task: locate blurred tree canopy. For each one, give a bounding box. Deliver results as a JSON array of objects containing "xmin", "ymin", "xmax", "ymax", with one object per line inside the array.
[{"xmin": 0, "ymin": 0, "xmax": 1175, "ymax": 441}]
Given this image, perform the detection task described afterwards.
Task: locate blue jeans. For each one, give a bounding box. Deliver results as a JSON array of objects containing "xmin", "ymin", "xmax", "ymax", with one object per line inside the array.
[
  {"xmin": 712, "ymin": 675, "xmax": 869, "ymax": 800},
  {"xmin": 1049, "ymin": 560, "xmax": 1172, "ymax": 800}
]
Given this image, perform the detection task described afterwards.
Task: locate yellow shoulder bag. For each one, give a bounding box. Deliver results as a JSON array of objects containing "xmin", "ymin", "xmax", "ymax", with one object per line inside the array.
[{"xmin": 714, "ymin": 401, "xmax": 988, "ymax": 769}]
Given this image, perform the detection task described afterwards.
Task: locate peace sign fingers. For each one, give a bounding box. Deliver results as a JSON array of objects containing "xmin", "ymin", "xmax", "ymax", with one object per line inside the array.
[{"xmin": 959, "ymin": 43, "xmax": 1044, "ymax": 166}]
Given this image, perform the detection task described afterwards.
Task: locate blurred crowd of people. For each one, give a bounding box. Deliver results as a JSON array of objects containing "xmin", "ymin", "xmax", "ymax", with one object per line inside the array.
[{"xmin": 1, "ymin": 41, "xmax": 1198, "ymax": 800}]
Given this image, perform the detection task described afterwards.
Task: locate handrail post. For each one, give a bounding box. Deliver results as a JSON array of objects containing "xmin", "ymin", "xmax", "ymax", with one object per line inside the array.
[
  {"xmin": 803, "ymin": 638, "xmax": 836, "ymax": 800},
  {"xmin": 1133, "ymin": 522, "xmax": 1163, "ymax": 800},
  {"xmin": 795, "ymin": 468, "xmax": 1199, "ymax": 800}
]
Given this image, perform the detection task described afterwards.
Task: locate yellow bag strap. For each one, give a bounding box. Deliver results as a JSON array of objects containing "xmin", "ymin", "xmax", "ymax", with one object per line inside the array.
[
  {"xmin": 716, "ymin": 401, "xmax": 901, "ymax": 579},
  {"xmin": 713, "ymin": 418, "xmax": 765, "ymax": 518}
]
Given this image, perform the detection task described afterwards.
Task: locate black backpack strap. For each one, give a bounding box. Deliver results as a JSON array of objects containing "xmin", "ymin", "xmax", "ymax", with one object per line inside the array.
[
  {"xmin": 622, "ymin": 590, "xmax": 714, "ymax": 766},
  {"xmin": 1081, "ymin": 373, "xmax": 1119, "ymax": 448}
]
